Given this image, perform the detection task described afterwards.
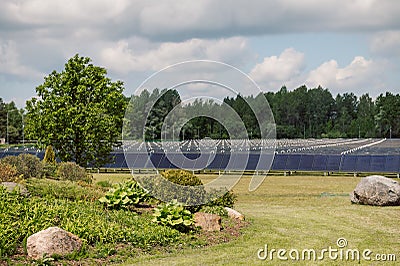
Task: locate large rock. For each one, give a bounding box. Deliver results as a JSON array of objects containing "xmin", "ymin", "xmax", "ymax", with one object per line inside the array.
[
  {"xmin": 194, "ymin": 212, "xmax": 221, "ymax": 231},
  {"xmin": 224, "ymin": 207, "xmax": 245, "ymax": 221},
  {"xmin": 351, "ymin": 175, "xmax": 400, "ymax": 206},
  {"xmin": 27, "ymin": 227, "xmax": 82, "ymax": 260},
  {"xmin": 1, "ymin": 182, "xmax": 29, "ymax": 196}
]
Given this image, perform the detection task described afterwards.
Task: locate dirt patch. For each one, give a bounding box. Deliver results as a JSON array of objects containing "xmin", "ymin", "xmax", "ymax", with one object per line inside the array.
[{"xmin": 198, "ymin": 217, "xmax": 250, "ymax": 246}]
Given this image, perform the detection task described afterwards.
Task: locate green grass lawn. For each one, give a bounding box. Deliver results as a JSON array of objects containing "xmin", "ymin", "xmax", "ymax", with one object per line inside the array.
[
  {"xmin": 92, "ymin": 173, "xmax": 132, "ymax": 184},
  {"xmin": 121, "ymin": 174, "xmax": 400, "ymax": 265}
]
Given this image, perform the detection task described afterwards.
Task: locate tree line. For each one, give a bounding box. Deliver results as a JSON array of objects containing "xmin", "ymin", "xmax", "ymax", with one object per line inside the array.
[
  {"xmin": 265, "ymin": 85, "xmax": 398, "ymax": 139},
  {"xmin": 127, "ymin": 85, "xmax": 399, "ymax": 140}
]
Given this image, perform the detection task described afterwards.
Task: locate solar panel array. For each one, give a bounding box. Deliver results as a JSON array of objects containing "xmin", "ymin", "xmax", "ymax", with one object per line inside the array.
[
  {"xmin": 104, "ymin": 152, "xmax": 399, "ymax": 173},
  {"xmin": 1, "ymin": 138, "xmax": 399, "ymax": 173},
  {"xmin": 272, "ymin": 154, "xmax": 400, "ymax": 172}
]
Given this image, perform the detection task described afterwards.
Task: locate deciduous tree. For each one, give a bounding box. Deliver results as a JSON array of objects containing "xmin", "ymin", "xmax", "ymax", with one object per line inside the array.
[{"xmin": 26, "ymin": 54, "xmax": 126, "ymax": 167}]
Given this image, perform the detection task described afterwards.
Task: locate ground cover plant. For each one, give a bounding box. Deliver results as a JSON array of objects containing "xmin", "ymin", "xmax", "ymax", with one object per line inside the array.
[
  {"xmin": 152, "ymin": 200, "xmax": 195, "ymax": 233},
  {"xmin": 98, "ymin": 179, "xmax": 151, "ymax": 209},
  {"xmin": 0, "ymin": 184, "xmax": 182, "ymax": 263}
]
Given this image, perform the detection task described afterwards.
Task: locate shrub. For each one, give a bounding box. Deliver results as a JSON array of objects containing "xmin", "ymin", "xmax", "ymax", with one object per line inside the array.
[
  {"xmin": 206, "ymin": 188, "xmax": 236, "ymax": 208},
  {"xmin": 43, "ymin": 145, "xmax": 56, "ymax": 164},
  {"xmin": 98, "ymin": 179, "xmax": 150, "ymax": 209},
  {"xmin": 0, "ymin": 163, "xmax": 20, "ymax": 182},
  {"xmin": 42, "ymin": 163, "xmax": 58, "ymax": 178},
  {"xmin": 56, "ymin": 162, "xmax": 92, "ymax": 183},
  {"xmin": 42, "ymin": 145, "xmax": 58, "ymax": 178},
  {"xmin": 0, "ymin": 154, "xmax": 43, "ymax": 179},
  {"xmin": 152, "ymin": 200, "xmax": 194, "ymax": 232},
  {"xmin": 138, "ymin": 170, "xmax": 206, "ymax": 210},
  {"xmin": 160, "ymin": 170, "xmax": 203, "ymax": 186}
]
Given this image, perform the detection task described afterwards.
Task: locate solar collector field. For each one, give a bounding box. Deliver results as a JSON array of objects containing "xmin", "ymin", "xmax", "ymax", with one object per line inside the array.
[{"xmin": 1, "ymin": 138, "xmax": 399, "ymax": 173}]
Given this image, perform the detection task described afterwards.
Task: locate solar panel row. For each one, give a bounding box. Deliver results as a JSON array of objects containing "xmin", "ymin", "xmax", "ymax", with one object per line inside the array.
[
  {"xmin": 1, "ymin": 151, "xmax": 399, "ymax": 173},
  {"xmin": 118, "ymin": 152, "xmax": 399, "ymax": 173},
  {"xmin": 272, "ymin": 154, "xmax": 400, "ymax": 172},
  {"xmin": 121, "ymin": 152, "xmax": 272, "ymax": 171}
]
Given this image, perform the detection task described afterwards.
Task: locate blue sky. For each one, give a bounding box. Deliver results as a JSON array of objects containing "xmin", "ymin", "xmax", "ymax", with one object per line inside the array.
[{"xmin": 0, "ymin": 0, "xmax": 400, "ymax": 108}]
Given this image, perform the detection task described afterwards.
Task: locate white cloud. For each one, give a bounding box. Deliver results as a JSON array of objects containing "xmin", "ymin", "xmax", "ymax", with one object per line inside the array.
[
  {"xmin": 0, "ymin": 39, "xmax": 42, "ymax": 78},
  {"xmin": 100, "ymin": 37, "xmax": 252, "ymax": 74},
  {"xmin": 306, "ymin": 56, "xmax": 386, "ymax": 94},
  {"xmin": 370, "ymin": 31, "xmax": 400, "ymax": 57},
  {"xmin": 1, "ymin": 0, "xmax": 400, "ymax": 41},
  {"xmin": 2, "ymin": 0, "xmax": 131, "ymax": 25},
  {"xmin": 249, "ymin": 48, "xmax": 305, "ymax": 89},
  {"xmin": 133, "ymin": 0, "xmax": 400, "ymax": 40}
]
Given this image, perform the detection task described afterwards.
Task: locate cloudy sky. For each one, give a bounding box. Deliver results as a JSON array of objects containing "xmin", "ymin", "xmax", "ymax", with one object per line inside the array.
[{"xmin": 1, "ymin": 0, "xmax": 400, "ymax": 107}]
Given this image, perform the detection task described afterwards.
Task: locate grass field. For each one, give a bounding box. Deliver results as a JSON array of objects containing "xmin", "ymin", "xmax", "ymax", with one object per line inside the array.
[{"xmin": 95, "ymin": 174, "xmax": 400, "ymax": 265}]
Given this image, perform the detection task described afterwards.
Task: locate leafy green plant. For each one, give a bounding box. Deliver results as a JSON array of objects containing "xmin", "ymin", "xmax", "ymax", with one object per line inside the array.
[
  {"xmin": 0, "ymin": 154, "xmax": 44, "ymax": 179},
  {"xmin": 199, "ymin": 205, "xmax": 228, "ymax": 217},
  {"xmin": 56, "ymin": 162, "xmax": 92, "ymax": 183},
  {"xmin": 152, "ymin": 200, "xmax": 194, "ymax": 232},
  {"xmin": 206, "ymin": 188, "xmax": 236, "ymax": 208},
  {"xmin": 98, "ymin": 179, "xmax": 150, "ymax": 209},
  {"xmin": 0, "ymin": 162, "xmax": 20, "ymax": 182}
]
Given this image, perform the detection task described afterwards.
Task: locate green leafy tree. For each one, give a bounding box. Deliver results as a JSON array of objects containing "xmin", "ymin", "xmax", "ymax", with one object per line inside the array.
[
  {"xmin": 375, "ymin": 92, "xmax": 400, "ymax": 138},
  {"xmin": 0, "ymin": 100, "xmax": 24, "ymax": 144},
  {"xmin": 306, "ymin": 86, "xmax": 335, "ymax": 138},
  {"xmin": 144, "ymin": 89, "xmax": 181, "ymax": 140},
  {"xmin": 332, "ymin": 93, "xmax": 358, "ymax": 137},
  {"xmin": 25, "ymin": 54, "xmax": 126, "ymax": 167},
  {"xmin": 354, "ymin": 94, "xmax": 376, "ymax": 138}
]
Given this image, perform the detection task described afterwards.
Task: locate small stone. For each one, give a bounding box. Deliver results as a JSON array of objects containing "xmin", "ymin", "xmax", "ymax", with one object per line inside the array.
[
  {"xmin": 1, "ymin": 182, "xmax": 29, "ymax": 196},
  {"xmin": 224, "ymin": 207, "xmax": 245, "ymax": 220},
  {"xmin": 27, "ymin": 227, "xmax": 82, "ymax": 260},
  {"xmin": 194, "ymin": 212, "xmax": 221, "ymax": 231},
  {"xmin": 350, "ymin": 175, "xmax": 400, "ymax": 206}
]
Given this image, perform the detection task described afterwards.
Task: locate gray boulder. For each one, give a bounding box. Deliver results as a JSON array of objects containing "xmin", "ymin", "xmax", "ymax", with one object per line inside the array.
[
  {"xmin": 27, "ymin": 227, "xmax": 82, "ymax": 260},
  {"xmin": 351, "ymin": 175, "xmax": 400, "ymax": 206},
  {"xmin": 194, "ymin": 212, "xmax": 221, "ymax": 231},
  {"xmin": 1, "ymin": 182, "xmax": 29, "ymax": 196}
]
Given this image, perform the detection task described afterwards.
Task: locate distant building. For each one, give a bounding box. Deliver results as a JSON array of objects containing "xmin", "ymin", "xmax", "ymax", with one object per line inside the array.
[{"xmin": 0, "ymin": 138, "xmax": 5, "ymax": 144}]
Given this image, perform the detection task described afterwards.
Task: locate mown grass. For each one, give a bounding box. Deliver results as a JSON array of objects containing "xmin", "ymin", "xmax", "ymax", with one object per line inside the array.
[
  {"xmin": 92, "ymin": 173, "xmax": 132, "ymax": 185},
  {"xmin": 124, "ymin": 175, "xmax": 400, "ymax": 265}
]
